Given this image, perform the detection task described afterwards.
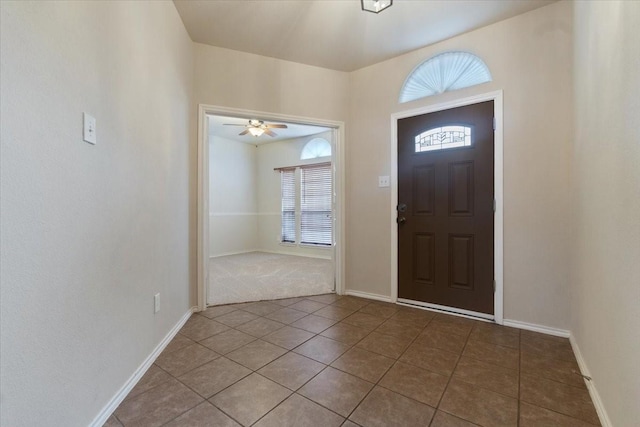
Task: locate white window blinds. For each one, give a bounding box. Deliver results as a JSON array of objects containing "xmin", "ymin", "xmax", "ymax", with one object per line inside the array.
[
  {"xmin": 281, "ymin": 169, "xmax": 296, "ymax": 243},
  {"xmin": 300, "ymin": 164, "xmax": 332, "ymax": 246}
]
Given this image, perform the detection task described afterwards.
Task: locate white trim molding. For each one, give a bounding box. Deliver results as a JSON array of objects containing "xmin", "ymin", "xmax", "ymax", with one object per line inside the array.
[
  {"xmin": 502, "ymin": 319, "xmax": 570, "ymax": 338},
  {"xmin": 198, "ymin": 105, "xmax": 347, "ymax": 311},
  {"xmin": 90, "ymin": 308, "xmax": 195, "ymax": 427},
  {"xmin": 345, "ymin": 290, "xmax": 392, "ymax": 303},
  {"xmin": 398, "ymin": 298, "xmax": 494, "ymax": 321},
  {"xmin": 569, "ymin": 335, "xmax": 613, "ymax": 427},
  {"xmin": 390, "ymin": 90, "xmax": 504, "ymax": 324}
]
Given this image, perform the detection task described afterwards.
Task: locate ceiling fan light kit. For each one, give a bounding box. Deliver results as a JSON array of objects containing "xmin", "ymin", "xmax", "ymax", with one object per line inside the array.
[
  {"xmin": 223, "ymin": 119, "xmax": 289, "ymax": 138},
  {"xmin": 361, "ymin": 0, "xmax": 392, "ymax": 14}
]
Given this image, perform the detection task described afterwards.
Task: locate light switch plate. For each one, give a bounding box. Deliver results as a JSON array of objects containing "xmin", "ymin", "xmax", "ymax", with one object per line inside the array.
[
  {"xmin": 83, "ymin": 112, "xmax": 96, "ymax": 144},
  {"xmin": 378, "ymin": 176, "xmax": 390, "ymax": 188}
]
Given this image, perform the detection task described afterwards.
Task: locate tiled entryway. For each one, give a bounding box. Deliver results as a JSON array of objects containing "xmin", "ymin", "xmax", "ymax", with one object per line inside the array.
[{"xmin": 105, "ymin": 294, "xmax": 600, "ymax": 426}]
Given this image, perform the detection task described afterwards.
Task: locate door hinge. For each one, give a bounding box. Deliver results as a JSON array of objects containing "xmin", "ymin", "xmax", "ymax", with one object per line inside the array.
[
  {"xmin": 493, "ymin": 280, "xmax": 496, "ymax": 292},
  {"xmin": 493, "ymin": 117, "xmax": 496, "ymax": 130},
  {"xmin": 493, "ymin": 199, "xmax": 496, "ymax": 212}
]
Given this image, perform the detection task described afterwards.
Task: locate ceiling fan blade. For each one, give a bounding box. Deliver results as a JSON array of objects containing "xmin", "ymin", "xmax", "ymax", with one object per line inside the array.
[
  {"xmin": 264, "ymin": 129, "xmax": 277, "ymax": 137},
  {"xmin": 223, "ymin": 124, "xmax": 247, "ymax": 126},
  {"xmin": 239, "ymin": 129, "xmax": 250, "ymax": 136},
  {"xmin": 266, "ymin": 124, "xmax": 288, "ymax": 129}
]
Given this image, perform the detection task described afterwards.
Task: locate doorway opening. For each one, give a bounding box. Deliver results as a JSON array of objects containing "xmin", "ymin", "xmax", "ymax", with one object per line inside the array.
[
  {"xmin": 197, "ymin": 106, "xmax": 345, "ymax": 310},
  {"xmin": 390, "ymin": 91, "xmax": 504, "ymax": 324}
]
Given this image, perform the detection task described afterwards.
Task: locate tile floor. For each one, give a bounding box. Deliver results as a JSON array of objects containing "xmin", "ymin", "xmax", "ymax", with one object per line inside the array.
[{"xmin": 105, "ymin": 294, "xmax": 600, "ymax": 427}]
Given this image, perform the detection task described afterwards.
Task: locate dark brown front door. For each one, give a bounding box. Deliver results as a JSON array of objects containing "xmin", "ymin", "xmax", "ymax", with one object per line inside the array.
[{"xmin": 397, "ymin": 101, "xmax": 494, "ymax": 315}]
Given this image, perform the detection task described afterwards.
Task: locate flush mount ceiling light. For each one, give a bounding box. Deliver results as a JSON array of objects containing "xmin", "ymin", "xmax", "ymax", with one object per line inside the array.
[{"xmin": 361, "ymin": 0, "xmax": 392, "ymax": 14}]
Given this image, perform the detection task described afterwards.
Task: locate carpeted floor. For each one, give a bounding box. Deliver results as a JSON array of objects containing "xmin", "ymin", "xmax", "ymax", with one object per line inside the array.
[{"xmin": 208, "ymin": 251, "xmax": 333, "ymax": 305}]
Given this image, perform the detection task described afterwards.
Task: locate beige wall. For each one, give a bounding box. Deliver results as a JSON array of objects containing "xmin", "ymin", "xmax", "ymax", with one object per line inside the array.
[
  {"xmin": 571, "ymin": 1, "xmax": 640, "ymax": 425},
  {"xmin": 0, "ymin": 1, "xmax": 194, "ymax": 425},
  {"xmin": 256, "ymin": 132, "xmax": 333, "ymax": 259},
  {"xmin": 347, "ymin": 1, "xmax": 574, "ymax": 328},
  {"xmin": 209, "ymin": 136, "xmax": 259, "ymax": 256}
]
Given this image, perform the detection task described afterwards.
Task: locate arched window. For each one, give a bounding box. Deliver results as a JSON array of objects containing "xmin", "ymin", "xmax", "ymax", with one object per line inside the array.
[
  {"xmin": 399, "ymin": 52, "xmax": 491, "ymax": 103},
  {"xmin": 301, "ymin": 138, "xmax": 331, "ymax": 160},
  {"xmin": 415, "ymin": 125, "xmax": 472, "ymax": 152}
]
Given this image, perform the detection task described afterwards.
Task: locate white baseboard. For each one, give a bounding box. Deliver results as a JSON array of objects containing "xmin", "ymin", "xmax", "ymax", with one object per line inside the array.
[
  {"xmin": 502, "ymin": 318, "xmax": 570, "ymax": 338},
  {"xmin": 569, "ymin": 334, "xmax": 612, "ymax": 427},
  {"xmin": 89, "ymin": 308, "xmax": 196, "ymax": 427},
  {"xmin": 210, "ymin": 249, "xmax": 259, "ymax": 258},
  {"xmin": 260, "ymin": 249, "xmax": 332, "ymax": 260},
  {"xmin": 345, "ymin": 290, "xmax": 392, "ymax": 303}
]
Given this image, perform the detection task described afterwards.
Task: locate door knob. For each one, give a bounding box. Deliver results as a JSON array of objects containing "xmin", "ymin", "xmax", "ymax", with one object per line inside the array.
[
  {"xmin": 397, "ymin": 216, "xmax": 406, "ymax": 224},
  {"xmin": 397, "ymin": 203, "xmax": 407, "ymax": 213}
]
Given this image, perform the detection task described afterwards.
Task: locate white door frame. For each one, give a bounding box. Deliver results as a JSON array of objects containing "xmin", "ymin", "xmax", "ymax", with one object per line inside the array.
[
  {"xmin": 196, "ymin": 104, "xmax": 346, "ymax": 311},
  {"xmin": 390, "ymin": 90, "xmax": 504, "ymax": 324}
]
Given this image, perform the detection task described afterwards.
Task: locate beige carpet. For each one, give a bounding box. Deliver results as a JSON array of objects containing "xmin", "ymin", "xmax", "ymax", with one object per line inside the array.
[{"xmin": 208, "ymin": 251, "xmax": 333, "ymax": 305}]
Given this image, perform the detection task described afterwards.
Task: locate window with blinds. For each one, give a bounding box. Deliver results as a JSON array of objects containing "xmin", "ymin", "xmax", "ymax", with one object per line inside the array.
[
  {"xmin": 300, "ymin": 164, "xmax": 332, "ymax": 246},
  {"xmin": 280, "ymin": 169, "xmax": 296, "ymax": 243}
]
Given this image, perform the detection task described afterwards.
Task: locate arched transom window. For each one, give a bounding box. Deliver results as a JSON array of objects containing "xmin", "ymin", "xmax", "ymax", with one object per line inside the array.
[
  {"xmin": 399, "ymin": 51, "xmax": 492, "ymax": 103},
  {"xmin": 415, "ymin": 125, "xmax": 472, "ymax": 153},
  {"xmin": 301, "ymin": 138, "xmax": 331, "ymax": 159}
]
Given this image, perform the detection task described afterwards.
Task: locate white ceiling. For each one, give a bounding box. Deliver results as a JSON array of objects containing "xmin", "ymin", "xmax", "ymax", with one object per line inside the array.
[
  {"xmin": 174, "ymin": 0, "xmax": 556, "ymax": 72},
  {"xmin": 208, "ymin": 115, "xmax": 330, "ymax": 145}
]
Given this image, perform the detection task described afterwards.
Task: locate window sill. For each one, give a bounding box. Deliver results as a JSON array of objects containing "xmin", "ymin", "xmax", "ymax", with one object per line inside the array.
[{"xmin": 279, "ymin": 242, "xmax": 332, "ymax": 250}]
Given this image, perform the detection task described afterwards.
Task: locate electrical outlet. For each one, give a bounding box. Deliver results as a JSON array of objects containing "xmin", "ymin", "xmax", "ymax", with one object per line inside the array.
[
  {"xmin": 378, "ymin": 175, "xmax": 390, "ymax": 188},
  {"xmin": 154, "ymin": 293, "xmax": 160, "ymax": 313},
  {"xmin": 83, "ymin": 112, "xmax": 96, "ymax": 144}
]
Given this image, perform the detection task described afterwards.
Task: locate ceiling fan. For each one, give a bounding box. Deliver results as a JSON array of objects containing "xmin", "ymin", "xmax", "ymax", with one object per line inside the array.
[{"xmin": 224, "ymin": 119, "xmax": 288, "ymax": 137}]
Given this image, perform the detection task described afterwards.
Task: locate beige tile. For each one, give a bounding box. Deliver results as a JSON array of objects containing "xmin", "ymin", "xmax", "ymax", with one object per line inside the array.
[
  {"xmin": 199, "ymin": 329, "xmax": 256, "ymax": 355},
  {"xmin": 521, "ymin": 334, "xmax": 577, "ymax": 363},
  {"xmin": 427, "ymin": 318, "xmax": 474, "ymax": 338},
  {"xmin": 209, "ymin": 373, "xmax": 291, "ymax": 426},
  {"xmin": 356, "ymin": 331, "xmax": 413, "ymax": 359},
  {"xmin": 288, "ymin": 299, "xmax": 327, "ymax": 313},
  {"xmin": 342, "ymin": 312, "xmax": 386, "ymax": 330},
  {"xmin": 400, "ymin": 343, "xmax": 459, "ymax": 376},
  {"xmin": 519, "ymin": 401, "xmax": 598, "ymax": 427},
  {"xmin": 390, "ymin": 307, "xmax": 435, "ymax": 326},
  {"xmin": 430, "ymin": 411, "xmax": 479, "ymax": 427},
  {"xmin": 215, "ymin": 310, "xmax": 259, "ymax": 327},
  {"xmin": 341, "ymin": 421, "xmax": 360, "ymax": 427},
  {"xmin": 521, "ymin": 329, "xmax": 571, "ymax": 344},
  {"xmin": 294, "ymin": 335, "xmax": 351, "ymax": 364},
  {"xmin": 178, "ymin": 357, "xmax": 251, "ymax": 398},
  {"xmin": 469, "ymin": 323, "xmax": 520, "ymax": 349},
  {"xmin": 463, "ymin": 340, "xmax": 519, "ymax": 370},
  {"xmin": 358, "ymin": 302, "xmax": 399, "ymax": 318},
  {"xmin": 520, "ymin": 374, "xmax": 600, "ymax": 425},
  {"xmin": 291, "ymin": 314, "xmax": 338, "ymax": 333},
  {"xmin": 272, "ymin": 297, "xmax": 305, "ymax": 306},
  {"xmin": 241, "ymin": 301, "xmax": 282, "ymax": 316},
  {"xmin": 258, "ymin": 352, "xmax": 325, "ymax": 390},
  {"xmin": 299, "ymin": 367, "xmax": 373, "ymax": 417},
  {"xmin": 453, "ymin": 357, "xmax": 519, "ymax": 398},
  {"xmin": 374, "ymin": 318, "xmax": 423, "ymax": 339},
  {"xmin": 306, "ymin": 293, "xmax": 343, "ymax": 304},
  {"xmin": 320, "ymin": 322, "xmax": 370, "ymax": 345},
  {"xmin": 236, "ymin": 318, "xmax": 285, "ymax": 338},
  {"xmin": 439, "ymin": 379, "xmax": 518, "ymax": 427},
  {"xmin": 155, "ymin": 343, "xmax": 219, "ymax": 377},
  {"xmin": 415, "ymin": 327, "xmax": 468, "ymax": 354},
  {"xmin": 349, "ymin": 386, "xmax": 435, "ymax": 427},
  {"xmin": 379, "ymin": 362, "xmax": 448, "ymax": 407},
  {"xmin": 331, "ymin": 347, "xmax": 395, "ymax": 383},
  {"xmin": 128, "ymin": 365, "xmax": 173, "ymax": 398},
  {"xmin": 180, "ymin": 316, "xmax": 230, "ymax": 341},
  {"xmin": 199, "ymin": 305, "xmax": 238, "ymax": 319},
  {"xmin": 332, "ymin": 297, "xmax": 371, "ymax": 310},
  {"xmin": 115, "ymin": 378, "xmax": 203, "ymax": 426},
  {"xmin": 521, "ymin": 350, "xmax": 585, "ymax": 388},
  {"xmin": 164, "ymin": 334, "xmax": 196, "ymax": 354},
  {"xmin": 314, "ymin": 305, "xmax": 356, "ymax": 320},
  {"xmin": 226, "ymin": 339, "xmax": 287, "ymax": 370},
  {"xmin": 102, "ymin": 415, "xmax": 122, "ymax": 427},
  {"xmin": 164, "ymin": 401, "xmax": 240, "ymax": 427},
  {"xmin": 253, "ymin": 393, "xmax": 345, "ymax": 427},
  {"xmin": 263, "ymin": 326, "xmax": 315, "ymax": 350},
  {"xmin": 265, "ymin": 307, "xmax": 308, "ymax": 324}
]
